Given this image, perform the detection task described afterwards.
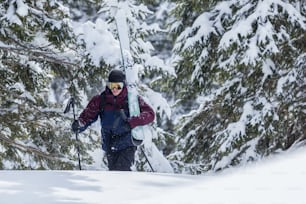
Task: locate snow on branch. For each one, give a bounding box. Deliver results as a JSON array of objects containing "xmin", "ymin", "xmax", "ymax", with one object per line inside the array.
[{"xmin": 0, "ymin": 41, "xmax": 80, "ymax": 68}]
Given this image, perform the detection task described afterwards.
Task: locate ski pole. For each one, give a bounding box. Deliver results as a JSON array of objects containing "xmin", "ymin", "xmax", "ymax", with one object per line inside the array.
[
  {"xmin": 64, "ymin": 98, "xmax": 82, "ymax": 170},
  {"xmin": 140, "ymin": 146, "xmax": 154, "ymax": 172},
  {"xmin": 71, "ymin": 99, "xmax": 82, "ymax": 170}
]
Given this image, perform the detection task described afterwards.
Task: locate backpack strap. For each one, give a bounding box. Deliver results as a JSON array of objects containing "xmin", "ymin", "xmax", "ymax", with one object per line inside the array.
[
  {"xmin": 124, "ymin": 96, "xmax": 129, "ymax": 110},
  {"xmin": 99, "ymin": 91, "xmax": 106, "ymax": 118}
]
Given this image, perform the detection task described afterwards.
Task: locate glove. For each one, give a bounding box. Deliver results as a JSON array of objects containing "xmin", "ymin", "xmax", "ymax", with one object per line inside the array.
[{"xmin": 71, "ymin": 120, "xmax": 80, "ymax": 133}]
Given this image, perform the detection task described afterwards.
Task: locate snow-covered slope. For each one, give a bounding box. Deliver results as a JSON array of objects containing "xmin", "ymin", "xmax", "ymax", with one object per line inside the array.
[{"xmin": 0, "ymin": 148, "xmax": 305, "ymax": 204}]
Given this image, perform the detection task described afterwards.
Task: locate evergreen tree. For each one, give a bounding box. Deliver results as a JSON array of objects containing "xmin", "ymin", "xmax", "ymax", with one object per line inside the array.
[
  {"xmin": 0, "ymin": 0, "xmax": 174, "ymax": 171},
  {"xmin": 0, "ymin": 0, "xmax": 100, "ymax": 169},
  {"xmin": 133, "ymin": 0, "xmax": 178, "ymax": 162},
  {"xmin": 60, "ymin": 0, "xmax": 101, "ymax": 21},
  {"xmin": 169, "ymin": 0, "xmax": 306, "ymax": 174}
]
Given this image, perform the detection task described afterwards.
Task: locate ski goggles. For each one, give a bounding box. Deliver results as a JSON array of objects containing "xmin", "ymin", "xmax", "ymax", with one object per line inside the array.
[{"xmin": 107, "ymin": 82, "xmax": 124, "ymax": 90}]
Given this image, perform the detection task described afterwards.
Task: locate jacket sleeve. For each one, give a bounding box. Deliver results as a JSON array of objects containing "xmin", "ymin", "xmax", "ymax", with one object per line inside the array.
[
  {"xmin": 127, "ymin": 96, "xmax": 155, "ymax": 129},
  {"xmin": 78, "ymin": 95, "xmax": 101, "ymax": 131}
]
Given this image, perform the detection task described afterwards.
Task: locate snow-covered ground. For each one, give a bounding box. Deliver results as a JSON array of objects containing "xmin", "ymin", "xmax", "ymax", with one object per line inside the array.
[{"xmin": 0, "ymin": 148, "xmax": 305, "ymax": 204}]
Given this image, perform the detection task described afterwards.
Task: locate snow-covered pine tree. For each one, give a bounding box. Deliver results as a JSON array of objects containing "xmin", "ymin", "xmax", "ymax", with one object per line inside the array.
[
  {"xmin": 59, "ymin": 0, "xmax": 101, "ymax": 21},
  {"xmin": 0, "ymin": 0, "xmax": 100, "ymax": 169},
  {"xmin": 133, "ymin": 0, "xmax": 178, "ymax": 165},
  {"xmin": 169, "ymin": 0, "xmax": 306, "ymax": 174}
]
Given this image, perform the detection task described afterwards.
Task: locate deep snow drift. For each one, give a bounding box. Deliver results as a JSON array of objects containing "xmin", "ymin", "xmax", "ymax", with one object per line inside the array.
[{"xmin": 0, "ymin": 148, "xmax": 305, "ymax": 204}]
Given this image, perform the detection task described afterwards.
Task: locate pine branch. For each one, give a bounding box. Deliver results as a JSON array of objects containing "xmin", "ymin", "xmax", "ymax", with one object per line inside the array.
[
  {"xmin": 0, "ymin": 134, "xmax": 62, "ymax": 161},
  {"xmin": 0, "ymin": 42, "xmax": 80, "ymax": 68}
]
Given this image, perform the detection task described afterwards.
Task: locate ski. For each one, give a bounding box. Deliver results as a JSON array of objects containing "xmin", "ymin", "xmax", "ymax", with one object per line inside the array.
[{"xmin": 114, "ymin": 1, "xmax": 144, "ymax": 145}]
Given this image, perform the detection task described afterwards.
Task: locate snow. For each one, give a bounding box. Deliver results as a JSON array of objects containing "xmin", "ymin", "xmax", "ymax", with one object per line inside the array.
[
  {"xmin": 0, "ymin": 148, "xmax": 305, "ymax": 204},
  {"xmin": 73, "ymin": 19, "xmax": 121, "ymax": 66},
  {"xmin": 5, "ymin": 1, "xmax": 23, "ymax": 25},
  {"xmin": 1, "ymin": 2, "xmax": 305, "ymax": 202},
  {"xmin": 143, "ymin": 86, "xmax": 172, "ymax": 119},
  {"xmin": 15, "ymin": 0, "xmax": 28, "ymax": 17},
  {"xmin": 276, "ymin": 69, "xmax": 298, "ymax": 95}
]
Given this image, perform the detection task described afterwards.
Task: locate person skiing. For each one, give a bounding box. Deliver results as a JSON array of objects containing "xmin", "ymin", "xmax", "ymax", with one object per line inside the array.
[{"xmin": 71, "ymin": 69, "xmax": 155, "ymax": 171}]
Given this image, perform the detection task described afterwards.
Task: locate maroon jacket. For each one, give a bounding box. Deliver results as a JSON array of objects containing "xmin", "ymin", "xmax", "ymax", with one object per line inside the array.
[{"xmin": 78, "ymin": 86, "xmax": 155, "ymax": 130}]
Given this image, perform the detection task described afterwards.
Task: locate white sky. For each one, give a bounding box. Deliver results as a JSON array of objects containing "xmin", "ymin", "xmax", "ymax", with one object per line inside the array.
[{"xmin": 0, "ymin": 148, "xmax": 305, "ymax": 204}]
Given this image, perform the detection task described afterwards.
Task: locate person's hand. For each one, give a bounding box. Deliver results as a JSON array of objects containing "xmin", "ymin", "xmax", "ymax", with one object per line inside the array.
[{"xmin": 71, "ymin": 120, "xmax": 80, "ymax": 133}]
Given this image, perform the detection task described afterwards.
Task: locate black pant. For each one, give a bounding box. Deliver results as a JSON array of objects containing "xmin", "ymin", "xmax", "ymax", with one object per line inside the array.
[{"xmin": 106, "ymin": 146, "xmax": 136, "ymax": 171}]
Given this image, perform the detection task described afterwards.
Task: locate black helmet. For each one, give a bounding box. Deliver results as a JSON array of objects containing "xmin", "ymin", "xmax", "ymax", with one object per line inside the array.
[{"xmin": 108, "ymin": 69, "xmax": 125, "ymax": 82}]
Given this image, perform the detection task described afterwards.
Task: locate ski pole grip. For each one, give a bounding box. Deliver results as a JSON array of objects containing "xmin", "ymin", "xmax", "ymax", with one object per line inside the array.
[{"xmin": 64, "ymin": 97, "xmax": 75, "ymax": 114}]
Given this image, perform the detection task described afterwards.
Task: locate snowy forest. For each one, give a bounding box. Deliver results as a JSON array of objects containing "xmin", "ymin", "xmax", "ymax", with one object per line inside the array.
[{"xmin": 0, "ymin": 0, "xmax": 305, "ymax": 174}]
